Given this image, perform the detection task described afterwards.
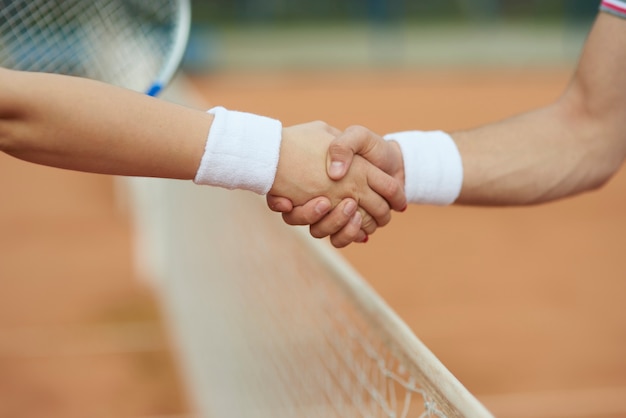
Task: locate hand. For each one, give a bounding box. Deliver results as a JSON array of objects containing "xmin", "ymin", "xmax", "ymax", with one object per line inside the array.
[
  {"xmin": 327, "ymin": 125, "xmax": 405, "ymax": 184},
  {"xmin": 268, "ymin": 121, "xmax": 406, "ymax": 246},
  {"xmin": 270, "ymin": 196, "xmax": 372, "ymax": 247},
  {"xmin": 268, "ymin": 124, "xmax": 407, "ymax": 247}
]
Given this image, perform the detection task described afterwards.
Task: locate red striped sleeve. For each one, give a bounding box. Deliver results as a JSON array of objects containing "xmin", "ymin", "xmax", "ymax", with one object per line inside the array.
[{"xmin": 601, "ymin": 0, "xmax": 626, "ymax": 18}]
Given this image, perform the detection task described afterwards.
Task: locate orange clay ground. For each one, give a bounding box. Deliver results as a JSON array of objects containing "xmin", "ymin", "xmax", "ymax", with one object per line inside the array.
[{"xmin": 1, "ymin": 68, "xmax": 625, "ymax": 418}]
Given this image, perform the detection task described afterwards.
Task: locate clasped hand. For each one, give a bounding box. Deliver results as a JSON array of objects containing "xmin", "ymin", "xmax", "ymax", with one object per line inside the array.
[{"xmin": 268, "ymin": 122, "xmax": 406, "ymax": 248}]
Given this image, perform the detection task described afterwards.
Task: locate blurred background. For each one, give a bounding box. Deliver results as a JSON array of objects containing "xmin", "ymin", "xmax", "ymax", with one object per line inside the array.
[
  {"xmin": 181, "ymin": 0, "xmax": 597, "ymax": 72},
  {"xmin": 2, "ymin": 1, "xmax": 626, "ymax": 417}
]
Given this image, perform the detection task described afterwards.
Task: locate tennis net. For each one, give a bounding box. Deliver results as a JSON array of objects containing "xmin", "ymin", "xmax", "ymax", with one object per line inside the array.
[{"xmin": 125, "ymin": 110, "xmax": 492, "ymax": 417}]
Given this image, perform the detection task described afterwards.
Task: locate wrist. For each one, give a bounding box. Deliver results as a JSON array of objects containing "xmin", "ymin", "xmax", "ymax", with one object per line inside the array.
[
  {"xmin": 193, "ymin": 106, "xmax": 282, "ymax": 194},
  {"xmin": 383, "ymin": 130, "xmax": 463, "ymax": 205},
  {"xmin": 269, "ymin": 124, "xmax": 328, "ymax": 205}
]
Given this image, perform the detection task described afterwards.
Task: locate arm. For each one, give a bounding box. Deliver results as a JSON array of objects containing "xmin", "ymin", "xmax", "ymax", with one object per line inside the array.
[
  {"xmin": 455, "ymin": 11, "xmax": 626, "ymax": 204},
  {"xmin": 341, "ymin": 12, "xmax": 626, "ymax": 205},
  {"xmin": 0, "ymin": 69, "xmax": 405, "ymax": 227},
  {"xmin": 330, "ymin": 12, "xmax": 626, "ymax": 205},
  {"xmin": 0, "ymin": 68, "xmax": 208, "ymax": 179},
  {"xmin": 277, "ymin": 10, "xmax": 626, "ymax": 243}
]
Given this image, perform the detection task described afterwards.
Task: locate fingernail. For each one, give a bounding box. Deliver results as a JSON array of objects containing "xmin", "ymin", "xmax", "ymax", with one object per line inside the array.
[
  {"xmin": 360, "ymin": 234, "xmax": 369, "ymax": 244},
  {"xmin": 343, "ymin": 200, "xmax": 357, "ymax": 216},
  {"xmin": 315, "ymin": 200, "xmax": 331, "ymax": 215},
  {"xmin": 329, "ymin": 161, "xmax": 345, "ymax": 177},
  {"xmin": 350, "ymin": 211, "xmax": 362, "ymax": 226}
]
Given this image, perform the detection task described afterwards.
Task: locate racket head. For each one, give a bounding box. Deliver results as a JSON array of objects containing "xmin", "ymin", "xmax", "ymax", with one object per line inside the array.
[{"xmin": 0, "ymin": 0, "xmax": 191, "ymax": 96}]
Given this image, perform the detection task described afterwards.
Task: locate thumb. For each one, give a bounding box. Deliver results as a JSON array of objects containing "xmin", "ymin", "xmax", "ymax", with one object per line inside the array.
[
  {"xmin": 327, "ymin": 139, "xmax": 355, "ymax": 180},
  {"xmin": 327, "ymin": 125, "xmax": 382, "ymax": 180}
]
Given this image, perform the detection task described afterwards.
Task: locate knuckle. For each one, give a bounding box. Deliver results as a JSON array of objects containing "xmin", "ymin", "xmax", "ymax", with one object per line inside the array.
[
  {"xmin": 330, "ymin": 226, "xmax": 361, "ymax": 249},
  {"xmin": 282, "ymin": 209, "xmax": 312, "ymax": 226},
  {"xmin": 346, "ymin": 124, "xmax": 366, "ymax": 136},
  {"xmin": 330, "ymin": 215, "xmax": 348, "ymax": 231},
  {"xmin": 383, "ymin": 179, "xmax": 405, "ymax": 210},
  {"xmin": 313, "ymin": 120, "xmax": 329, "ymax": 130},
  {"xmin": 320, "ymin": 209, "xmax": 352, "ymax": 236},
  {"xmin": 300, "ymin": 211, "xmax": 317, "ymax": 225},
  {"xmin": 385, "ymin": 177, "xmax": 401, "ymax": 197},
  {"xmin": 293, "ymin": 204, "xmax": 324, "ymax": 225},
  {"xmin": 370, "ymin": 199, "xmax": 391, "ymax": 221},
  {"xmin": 360, "ymin": 212, "xmax": 378, "ymax": 235},
  {"xmin": 377, "ymin": 212, "xmax": 391, "ymax": 227},
  {"xmin": 329, "ymin": 141, "xmax": 349, "ymax": 156}
]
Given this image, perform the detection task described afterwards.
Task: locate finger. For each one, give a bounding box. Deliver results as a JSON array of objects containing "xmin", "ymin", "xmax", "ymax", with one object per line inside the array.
[
  {"xmin": 329, "ymin": 212, "xmax": 367, "ymax": 248},
  {"xmin": 357, "ymin": 207, "xmax": 379, "ymax": 235},
  {"xmin": 266, "ymin": 194, "xmax": 294, "ymax": 213},
  {"xmin": 309, "ymin": 198, "xmax": 359, "ymax": 238},
  {"xmin": 281, "ymin": 197, "xmax": 332, "ymax": 226},
  {"xmin": 367, "ymin": 165, "xmax": 407, "ymax": 212},
  {"xmin": 327, "ymin": 125, "xmax": 380, "ymax": 180},
  {"xmin": 357, "ymin": 186, "xmax": 392, "ymax": 229}
]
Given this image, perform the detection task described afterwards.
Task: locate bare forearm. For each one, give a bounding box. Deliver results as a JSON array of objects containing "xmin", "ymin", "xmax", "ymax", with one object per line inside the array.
[
  {"xmin": 0, "ymin": 68, "xmax": 211, "ymax": 179},
  {"xmin": 453, "ymin": 100, "xmax": 610, "ymax": 205},
  {"xmin": 453, "ymin": 13, "xmax": 626, "ymax": 206},
  {"xmin": 0, "ymin": 69, "xmax": 402, "ymax": 232}
]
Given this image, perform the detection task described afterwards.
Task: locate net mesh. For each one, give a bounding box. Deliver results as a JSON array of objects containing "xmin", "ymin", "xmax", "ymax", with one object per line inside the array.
[
  {"xmin": 130, "ymin": 177, "xmax": 493, "ymax": 418},
  {"xmin": 0, "ymin": 0, "xmax": 184, "ymax": 92},
  {"xmin": 221, "ymin": 218, "xmax": 443, "ymax": 418}
]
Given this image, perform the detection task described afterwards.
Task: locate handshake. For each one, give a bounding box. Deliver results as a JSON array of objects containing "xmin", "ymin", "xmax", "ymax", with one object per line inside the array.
[
  {"xmin": 270, "ymin": 121, "xmax": 463, "ymax": 248},
  {"xmin": 268, "ymin": 121, "xmax": 409, "ymax": 248},
  {"xmin": 193, "ymin": 108, "xmax": 463, "ymax": 249}
]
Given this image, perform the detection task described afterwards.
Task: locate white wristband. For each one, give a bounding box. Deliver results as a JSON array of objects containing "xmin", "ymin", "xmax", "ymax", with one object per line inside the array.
[
  {"xmin": 383, "ymin": 130, "xmax": 463, "ymax": 205},
  {"xmin": 194, "ymin": 106, "xmax": 282, "ymax": 195}
]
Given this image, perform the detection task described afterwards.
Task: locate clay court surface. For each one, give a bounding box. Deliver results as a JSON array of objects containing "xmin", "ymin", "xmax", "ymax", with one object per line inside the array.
[{"xmin": 1, "ymin": 68, "xmax": 625, "ymax": 417}]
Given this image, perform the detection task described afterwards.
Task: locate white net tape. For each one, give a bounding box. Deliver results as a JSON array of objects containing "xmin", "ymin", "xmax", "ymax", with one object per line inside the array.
[
  {"xmin": 0, "ymin": 0, "xmax": 187, "ymax": 92},
  {"xmin": 131, "ymin": 176, "xmax": 493, "ymax": 418}
]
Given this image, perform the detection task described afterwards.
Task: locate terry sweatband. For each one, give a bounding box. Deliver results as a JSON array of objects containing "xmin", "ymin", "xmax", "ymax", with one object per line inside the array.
[
  {"xmin": 383, "ymin": 130, "xmax": 463, "ymax": 205},
  {"xmin": 194, "ymin": 106, "xmax": 282, "ymax": 195}
]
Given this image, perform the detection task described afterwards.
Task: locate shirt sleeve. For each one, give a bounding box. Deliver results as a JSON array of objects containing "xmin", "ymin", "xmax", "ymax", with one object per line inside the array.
[{"xmin": 600, "ymin": 0, "xmax": 626, "ymax": 19}]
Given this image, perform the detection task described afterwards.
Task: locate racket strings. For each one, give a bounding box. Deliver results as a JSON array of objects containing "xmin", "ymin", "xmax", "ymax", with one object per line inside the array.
[{"xmin": 0, "ymin": 0, "xmax": 184, "ymax": 92}]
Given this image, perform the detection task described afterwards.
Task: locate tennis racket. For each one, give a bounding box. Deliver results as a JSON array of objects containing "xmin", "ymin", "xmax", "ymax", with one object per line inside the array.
[{"xmin": 0, "ymin": 0, "xmax": 191, "ymax": 96}]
